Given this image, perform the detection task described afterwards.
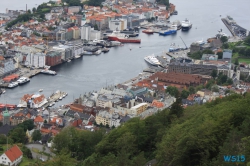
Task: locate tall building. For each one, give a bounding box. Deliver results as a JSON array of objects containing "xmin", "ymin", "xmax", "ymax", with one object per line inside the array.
[
  {"xmin": 109, "ymin": 19, "xmax": 127, "ymax": 31},
  {"xmin": 3, "ymin": 107, "xmax": 10, "ymax": 125},
  {"xmin": 75, "ymin": 15, "xmax": 83, "ymax": 26},
  {"xmin": 80, "ymin": 25, "xmax": 91, "ymax": 40}
]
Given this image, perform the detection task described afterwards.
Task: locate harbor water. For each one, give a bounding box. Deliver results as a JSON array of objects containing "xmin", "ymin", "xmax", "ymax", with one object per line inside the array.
[{"xmin": 0, "ymin": 0, "xmax": 250, "ymax": 106}]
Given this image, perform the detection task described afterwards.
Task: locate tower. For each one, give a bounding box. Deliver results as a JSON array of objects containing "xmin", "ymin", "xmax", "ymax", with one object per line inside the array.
[{"xmin": 3, "ymin": 107, "xmax": 10, "ymax": 125}]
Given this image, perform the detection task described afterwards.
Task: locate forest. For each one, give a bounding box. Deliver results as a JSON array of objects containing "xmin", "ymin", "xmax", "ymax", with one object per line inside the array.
[{"xmin": 41, "ymin": 93, "xmax": 250, "ymax": 166}]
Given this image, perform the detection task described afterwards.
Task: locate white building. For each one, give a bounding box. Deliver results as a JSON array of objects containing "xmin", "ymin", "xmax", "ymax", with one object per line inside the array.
[
  {"xmin": 109, "ymin": 19, "xmax": 127, "ymax": 31},
  {"xmin": 45, "ymin": 13, "xmax": 52, "ymax": 20},
  {"xmin": 80, "ymin": 25, "xmax": 92, "ymax": 40},
  {"xmin": 68, "ymin": 6, "xmax": 82, "ymax": 14},
  {"xmin": 25, "ymin": 52, "xmax": 46, "ymax": 68},
  {"xmin": 0, "ymin": 145, "xmax": 23, "ymax": 166},
  {"xmin": 0, "ymin": 59, "xmax": 15, "ymax": 77},
  {"xmin": 90, "ymin": 30, "xmax": 101, "ymax": 40}
]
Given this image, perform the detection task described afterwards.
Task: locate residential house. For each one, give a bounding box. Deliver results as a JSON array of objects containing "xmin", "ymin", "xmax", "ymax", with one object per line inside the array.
[
  {"xmin": 97, "ymin": 94, "xmax": 121, "ymax": 108},
  {"xmin": 95, "ymin": 110, "xmax": 112, "ymax": 127},
  {"xmin": 130, "ymin": 102, "xmax": 148, "ymax": 115},
  {"xmin": 26, "ymin": 129, "xmax": 35, "ymax": 143},
  {"xmin": 0, "ymin": 145, "xmax": 23, "ymax": 166},
  {"xmin": 34, "ymin": 115, "xmax": 44, "ymax": 129},
  {"xmin": 10, "ymin": 112, "xmax": 28, "ymax": 126}
]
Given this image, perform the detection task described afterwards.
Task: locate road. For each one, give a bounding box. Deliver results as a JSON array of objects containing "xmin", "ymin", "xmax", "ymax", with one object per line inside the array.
[{"xmin": 26, "ymin": 144, "xmax": 55, "ymax": 161}]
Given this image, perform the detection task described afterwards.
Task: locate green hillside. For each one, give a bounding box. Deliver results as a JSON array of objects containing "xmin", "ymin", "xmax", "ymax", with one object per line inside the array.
[{"xmin": 47, "ymin": 94, "xmax": 250, "ymax": 166}]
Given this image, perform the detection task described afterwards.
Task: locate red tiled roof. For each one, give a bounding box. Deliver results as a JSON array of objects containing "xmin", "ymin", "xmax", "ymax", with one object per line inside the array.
[
  {"xmin": 5, "ymin": 145, "xmax": 23, "ymax": 162},
  {"xmin": 34, "ymin": 115, "xmax": 44, "ymax": 122},
  {"xmin": 72, "ymin": 119, "xmax": 82, "ymax": 127}
]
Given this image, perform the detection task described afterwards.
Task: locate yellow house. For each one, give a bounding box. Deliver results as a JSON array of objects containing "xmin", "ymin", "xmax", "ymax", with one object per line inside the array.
[
  {"xmin": 130, "ymin": 103, "xmax": 148, "ymax": 115},
  {"xmin": 95, "ymin": 111, "xmax": 112, "ymax": 126},
  {"xmin": 26, "ymin": 129, "xmax": 35, "ymax": 143}
]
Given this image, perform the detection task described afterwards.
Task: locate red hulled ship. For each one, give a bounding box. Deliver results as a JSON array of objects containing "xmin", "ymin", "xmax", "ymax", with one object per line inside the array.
[
  {"xmin": 142, "ymin": 29, "xmax": 154, "ymax": 34},
  {"xmin": 107, "ymin": 31, "xmax": 141, "ymax": 43}
]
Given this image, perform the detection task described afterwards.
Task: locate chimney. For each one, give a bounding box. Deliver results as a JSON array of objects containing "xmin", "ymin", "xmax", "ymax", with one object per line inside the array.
[{"xmin": 26, "ymin": 4, "xmax": 27, "ymax": 13}]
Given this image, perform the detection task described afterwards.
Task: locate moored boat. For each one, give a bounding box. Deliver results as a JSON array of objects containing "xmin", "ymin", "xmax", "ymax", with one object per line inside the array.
[
  {"xmin": 144, "ymin": 55, "xmax": 161, "ymax": 66},
  {"xmin": 142, "ymin": 29, "xmax": 154, "ymax": 34},
  {"xmin": 17, "ymin": 77, "xmax": 30, "ymax": 85},
  {"xmin": 108, "ymin": 31, "xmax": 141, "ymax": 43},
  {"xmin": 159, "ymin": 26, "xmax": 177, "ymax": 36},
  {"xmin": 181, "ymin": 18, "xmax": 192, "ymax": 31}
]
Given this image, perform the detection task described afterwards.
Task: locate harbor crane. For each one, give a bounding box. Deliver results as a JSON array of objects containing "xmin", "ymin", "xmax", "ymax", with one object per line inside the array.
[{"xmin": 179, "ymin": 36, "xmax": 188, "ymax": 50}]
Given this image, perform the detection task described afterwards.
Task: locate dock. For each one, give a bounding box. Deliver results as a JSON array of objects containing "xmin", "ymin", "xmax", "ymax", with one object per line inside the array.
[
  {"xmin": 166, "ymin": 49, "xmax": 190, "ymax": 59},
  {"xmin": 221, "ymin": 17, "xmax": 249, "ymax": 39},
  {"xmin": 43, "ymin": 90, "xmax": 68, "ymax": 108}
]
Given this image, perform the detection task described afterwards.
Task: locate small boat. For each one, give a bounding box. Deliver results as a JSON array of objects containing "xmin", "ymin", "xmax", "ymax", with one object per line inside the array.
[
  {"xmin": 142, "ymin": 29, "xmax": 154, "ymax": 34},
  {"xmin": 39, "ymin": 89, "xmax": 43, "ymax": 92},
  {"xmin": 102, "ymin": 47, "xmax": 110, "ymax": 53},
  {"xmin": 1, "ymin": 89, "xmax": 6, "ymax": 94},
  {"xmin": 74, "ymin": 55, "xmax": 81, "ymax": 59},
  {"xmin": 59, "ymin": 96, "xmax": 63, "ymax": 100},
  {"xmin": 67, "ymin": 59, "xmax": 71, "ymax": 62}
]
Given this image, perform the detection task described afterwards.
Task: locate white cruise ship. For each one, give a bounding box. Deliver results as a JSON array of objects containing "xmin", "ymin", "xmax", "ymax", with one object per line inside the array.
[
  {"xmin": 144, "ymin": 55, "xmax": 161, "ymax": 66},
  {"xmin": 181, "ymin": 19, "xmax": 192, "ymax": 31}
]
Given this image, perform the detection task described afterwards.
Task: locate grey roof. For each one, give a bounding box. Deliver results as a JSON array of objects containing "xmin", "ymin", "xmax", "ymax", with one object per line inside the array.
[
  {"xmin": 182, "ymin": 99, "xmax": 196, "ymax": 106},
  {"xmin": 120, "ymin": 116, "xmax": 131, "ymax": 123}
]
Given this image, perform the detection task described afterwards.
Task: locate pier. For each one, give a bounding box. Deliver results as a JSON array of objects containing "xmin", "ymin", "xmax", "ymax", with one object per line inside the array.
[
  {"xmin": 42, "ymin": 90, "xmax": 68, "ymax": 108},
  {"xmin": 221, "ymin": 16, "xmax": 249, "ymax": 39},
  {"xmin": 166, "ymin": 49, "xmax": 190, "ymax": 59}
]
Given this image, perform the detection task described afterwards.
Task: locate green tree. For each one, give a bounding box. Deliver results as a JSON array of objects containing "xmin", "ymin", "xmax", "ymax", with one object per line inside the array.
[
  {"xmin": 32, "ymin": 7, "xmax": 37, "ymax": 13},
  {"xmin": 32, "ymin": 130, "xmax": 42, "ymax": 141},
  {"xmin": 211, "ymin": 69, "xmax": 217, "ymax": 79},
  {"xmin": 181, "ymin": 89, "xmax": 190, "ymax": 99},
  {"xmin": 216, "ymin": 52, "xmax": 223, "ymax": 59},
  {"xmin": 166, "ymin": 86, "xmax": 179, "ymax": 98},
  {"xmin": 245, "ymin": 48, "xmax": 250, "ymax": 56},
  {"xmin": 220, "ymin": 36, "xmax": 228, "ymax": 43},
  {"xmin": 94, "ymin": 24, "xmax": 98, "ymax": 30},
  {"xmin": 169, "ymin": 98, "xmax": 183, "ymax": 118},
  {"xmin": 27, "ymin": 9, "xmax": 31, "ymax": 14},
  {"xmin": 21, "ymin": 146, "xmax": 33, "ymax": 159},
  {"xmin": 235, "ymin": 58, "xmax": 239, "ymax": 65},
  {"xmin": 105, "ymin": 124, "xmax": 109, "ymax": 128},
  {"xmin": 0, "ymin": 134, "xmax": 7, "ymax": 144},
  {"xmin": 46, "ymin": 150, "xmax": 77, "ymax": 166},
  {"xmin": 8, "ymin": 127, "xmax": 26, "ymax": 143},
  {"xmin": 44, "ymin": 119, "xmax": 47, "ymax": 123},
  {"xmin": 188, "ymin": 86, "xmax": 195, "ymax": 94}
]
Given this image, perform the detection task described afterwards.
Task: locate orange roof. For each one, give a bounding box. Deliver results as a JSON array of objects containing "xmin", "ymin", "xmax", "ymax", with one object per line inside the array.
[
  {"xmin": 151, "ymin": 100, "xmax": 164, "ymax": 108},
  {"xmin": 40, "ymin": 128, "xmax": 51, "ymax": 134},
  {"xmin": 33, "ymin": 95, "xmax": 45, "ymax": 104},
  {"xmin": 34, "ymin": 115, "xmax": 44, "ymax": 123},
  {"xmin": 5, "ymin": 145, "xmax": 23, "ymax": 162}
]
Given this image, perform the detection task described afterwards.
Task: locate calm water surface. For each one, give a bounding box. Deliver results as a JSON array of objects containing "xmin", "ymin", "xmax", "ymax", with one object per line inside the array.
[{"xmin": 1, "ymin": 0, "xmax": 250, "ymax": 105}]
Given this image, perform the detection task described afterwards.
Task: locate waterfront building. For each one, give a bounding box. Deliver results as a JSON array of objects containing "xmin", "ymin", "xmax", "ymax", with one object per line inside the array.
[
  {"xmin": 52, "ymin": 45, "xmax": 73, "ymax": 60},
  {"xmin": 168, "ymin": 61, "xmax": 218, "ymax": 76},
  {"xmin": 46, "ymin": 51, "xmax": 62, "ymax": 66},
  {"xmin": 80, "ymin": 25, "xmax": 91, "ymax": 40},
  {"xmin": 109, "ymin": 19, "xmax": 128, "ymax": 31},
  {"xmin": 130, "ymin": 103, "xmax": 148, "ymax": 115},
  {"xmin": 18, "ymin": 94, "xmax": 48, "ymax": 109},
  {"xmin": 90, "ymin": 29, "xmax": 101, "ymax": 40},
  {"xmin": 149, "ymin": 72, "xmax": 204, "ymax": 89},
  {"xmin": 25, "ymin": 52, "xmax": 46, "ymax": 68}
]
